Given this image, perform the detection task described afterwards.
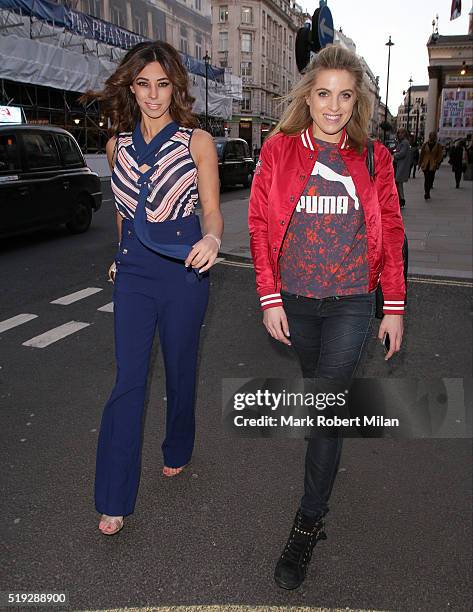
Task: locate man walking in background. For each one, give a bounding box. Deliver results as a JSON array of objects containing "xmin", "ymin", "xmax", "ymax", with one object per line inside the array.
[
  {"xmin": 410, "ymin": 136, "xmax": 419, "ymax": 178},
  {"xmin": 393, "ymin": 128, "xmax": 411, "ymax": 208},
  {"xmin": 419, "ymin": 131, "xmax": 444, "ymax": 200}
]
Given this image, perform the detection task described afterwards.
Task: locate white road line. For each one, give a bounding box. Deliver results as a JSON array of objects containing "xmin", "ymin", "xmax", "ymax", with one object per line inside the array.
[
  {"xmin": 22, "ymin": 321, "xmax": 90, "ymax": 348},
  {"xmin": 98, "ymin": 302, "xmax": 114, "ymax": 312},
  {"xmin": 51, "ymin": 287, "xmax": 103, "ymax": 305},
  {"xmin": 0, "ymin": 314, "xmax": 38, "ymax": 334}
]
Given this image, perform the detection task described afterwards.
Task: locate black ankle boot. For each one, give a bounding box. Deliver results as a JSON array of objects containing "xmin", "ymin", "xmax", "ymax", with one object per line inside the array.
[{"xmin": 274, "ymin": 510, "xmax": 327, "ymax": 590}]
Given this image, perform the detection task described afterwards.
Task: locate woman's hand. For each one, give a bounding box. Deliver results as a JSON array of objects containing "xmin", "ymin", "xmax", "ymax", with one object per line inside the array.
[
  {"xmin": 263, "ymin": 306, "xmax": 291, "ymax": 346},
  {"xmin": 108, "ymin": 261, "xmax": 117, "ymax": 283},
  {"xmin": 185, "ymin": 235, "xmax": 219, "ymax": 273},
  {"xmin": 378, "ymin": 314, "xmax": 404, "ymax": 360}
]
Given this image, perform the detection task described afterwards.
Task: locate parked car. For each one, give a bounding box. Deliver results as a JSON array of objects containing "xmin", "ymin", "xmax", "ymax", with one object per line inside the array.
[
  {"xmin": 0, "ymin": 125, "xmax": 102, "ymax": 238},
  {"xmin": 214, "ymin": 137, "xmax": 255, "ymax": 189}
]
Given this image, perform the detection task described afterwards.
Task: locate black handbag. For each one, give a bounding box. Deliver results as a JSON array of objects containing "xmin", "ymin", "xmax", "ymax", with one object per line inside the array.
[{"xmin": 366, "ymin": 140, "xmax": 408, "ymax": 319}]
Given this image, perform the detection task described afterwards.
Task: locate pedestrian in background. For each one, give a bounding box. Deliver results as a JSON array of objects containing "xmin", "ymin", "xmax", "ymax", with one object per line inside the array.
[
  {"xmin": 449, "ymin": 139, "xmax": 466, "ymax": 188},
  {"xmin": 80, "ymin": 40, "xmax": 222, "ymax": 536},
  {"xmin": 393, "ymin": 128, "xmax": 411, "ymax": 208},
  {"xmin": 419, "ymin": 131, "xmax": 443, "ymax": 200},
  {"xmin": 409, "ymin": 136, "xmax": 419, "ymax": 178},
  {"xmin": 248, "ymin": 44, "xmax": 405, "ymax": 591}
]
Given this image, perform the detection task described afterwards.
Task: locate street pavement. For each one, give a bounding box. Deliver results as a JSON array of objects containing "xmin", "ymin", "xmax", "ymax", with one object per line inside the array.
[
  {"xmin": 0, "ymin": 177, "xmax": 471, "ymax": 612},
  {"xmin": 218, "ymin": 162, "xmax": 473, "ymax": 279}
]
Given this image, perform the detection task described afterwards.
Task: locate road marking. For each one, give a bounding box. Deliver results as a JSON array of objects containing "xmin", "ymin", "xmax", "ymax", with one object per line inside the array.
[
  {"xmin": 22, "ymin": 321, "xmax": 90, "ymax": 348},
  {"xmin": 98, "ymin": 302, "xmax": 114, "ymax": 312},
  {"xmin": 51, "ymin": 288, "xmax": 103, "ymax": 305},
  {"xmin": 0, "ymin": 314, "xmax": 38, "ymax": 334},
  {"xmin": 217, "ymin": 258, "xmax": 254, "ymax": 269},
  {"xmin": 408, "ymin": 277, "xmax": 472, "ymax": 288}
]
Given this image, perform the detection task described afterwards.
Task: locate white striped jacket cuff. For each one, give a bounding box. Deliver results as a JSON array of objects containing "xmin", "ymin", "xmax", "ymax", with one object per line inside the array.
[
  {"xmin": 383, "ymin": 300, "xmax": 405, "ymax": 314},
  {"xmin": 260, "ymin": 293, "xmax": 283, "ymax": 310}
]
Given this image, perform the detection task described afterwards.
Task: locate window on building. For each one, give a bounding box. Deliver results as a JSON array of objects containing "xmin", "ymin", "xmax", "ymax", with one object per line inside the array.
[
  {"xmin": 261, "ymin": 64, "xmax": 265, "ymax": 84},
  {"xmin": 241, "ymin": 61, "xmax": 252, "ymax": 76},
  {"xmin": 262, "ymin": 35, "xmax": 265, "ymax": 55},
  {"xmin": 110, "ymin": 6, "xmax": 125, "ymax": 27},
  {"xmin": 241, "ymin": 89, "xmax": 251, "ymax": 111},
  {"xmin": 241, "ymin": 32, "xmax": 252, "ymax": 53},
  {"xmin": 219, "ymin": 5, "xmax": 228, "ymax": 22},
  {"xmin": 195, "ymin": 0, "xmax": 202, "ymax": 10},
  {"xmin": 219, "ymin": 31, "xmax": 228, "ymax": 52},
  {"xmin": 195, "ymin": 42, "xmax": 202, "ymax": 59},
  {"xmin": 133, "ymin": 16, "xmax": 145, "ymax": 36},
  {"xmin": 262, "ymin": 10, "xmax": 266, "ymax": 28},
  {"xmin": 241, "ymin": 7, "xmax": 252, "ymax": 24},
  {"xmin": 283, "ymin": 50, "xmax": 286, "ymax": 70},
  {"xmin": 180, "ymin": 26, "xmax": 188, "ymax": 54},
  {"xmin": 180, "ymin": 38, "xmax": 189, "ymax": 54}
]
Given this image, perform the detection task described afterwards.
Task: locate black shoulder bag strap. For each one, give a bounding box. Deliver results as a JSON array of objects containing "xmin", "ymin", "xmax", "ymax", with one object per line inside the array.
[{"xmin": 365, "ymin": 140, "xmax": 408, "ymax": 319}]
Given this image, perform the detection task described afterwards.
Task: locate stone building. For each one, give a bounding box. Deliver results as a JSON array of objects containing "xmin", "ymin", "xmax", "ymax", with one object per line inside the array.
[
  {"xmin": 211, "ymin": 0, "xmax": 305, "ymax": 149},
  {"xmin": 425, "ymin": 29, "xmax": 473, "ymax": 142},
  {"xmin": 395, "ymin": 85, "xmax": 428, "ymax": 143}
]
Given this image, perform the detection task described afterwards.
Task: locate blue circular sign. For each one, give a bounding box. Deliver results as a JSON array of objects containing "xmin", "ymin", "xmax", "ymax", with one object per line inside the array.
[{"xmin": 318, "ymin": 5, "xmax": 334, "ymax": 48}]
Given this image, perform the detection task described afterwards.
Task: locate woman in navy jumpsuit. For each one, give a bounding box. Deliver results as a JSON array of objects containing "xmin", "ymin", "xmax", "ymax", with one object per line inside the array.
[{"xmin": 80, "ymin": 41, "xmax": 222, "ymax": 535}]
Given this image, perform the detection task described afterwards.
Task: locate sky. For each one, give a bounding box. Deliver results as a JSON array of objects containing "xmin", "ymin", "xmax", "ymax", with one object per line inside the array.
[{"xmin": 303, "ymin": 0, "xmax": 472, "ymax": 114}]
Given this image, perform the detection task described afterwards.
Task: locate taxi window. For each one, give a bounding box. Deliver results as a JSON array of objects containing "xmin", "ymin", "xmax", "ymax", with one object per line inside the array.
[
  {"xmin": 56, "ymin": 133, "xmax": 83, "ymax": 166},
  {"xmin": 0, "ymin": 133, "xmax": 21, "ymax": 173},
  {"xmin": 22, "ymin": 132, "xmax": 60, "ymax": 169}
]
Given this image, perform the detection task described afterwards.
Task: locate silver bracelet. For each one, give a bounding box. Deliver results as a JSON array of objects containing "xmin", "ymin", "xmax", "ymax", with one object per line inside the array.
[{"xmin": 204, "ymin": 233, "xmax": 221, "ymax": 249}]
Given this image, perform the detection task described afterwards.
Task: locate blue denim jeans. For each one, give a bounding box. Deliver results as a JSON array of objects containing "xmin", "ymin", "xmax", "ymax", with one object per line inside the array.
[{"xmin": 281, "ymin": 290, "xmax": 375, "ymax": 519}]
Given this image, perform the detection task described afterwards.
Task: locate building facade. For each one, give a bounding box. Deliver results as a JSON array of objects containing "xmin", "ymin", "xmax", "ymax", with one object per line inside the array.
[
  {"xmin": 396, "ymin": 85, "xmax": 428, "ymax": 143},
  {"xmin": 0, "ymin": 0, "xmax": 232, "ymax": 151},
  {"xmin": 425, "ymin": 30, "xmax": 473, "ymax": 142},
  {"xmin": 211, "ymin": 0, "xmax": 304, "ymax": 150},
  {"xmin": 335, "ymin": 28, "xmax": 381, "ymax": 138}
]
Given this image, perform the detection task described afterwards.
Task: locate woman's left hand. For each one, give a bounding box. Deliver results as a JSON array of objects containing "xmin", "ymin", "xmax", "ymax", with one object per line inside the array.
[
  {"xmin": 185, "ymin": 235, "xmax": 219, "ymax": 273},
  {"xmin": 378, "ymin": 314, "xmax": 404, "ymax": 361}
]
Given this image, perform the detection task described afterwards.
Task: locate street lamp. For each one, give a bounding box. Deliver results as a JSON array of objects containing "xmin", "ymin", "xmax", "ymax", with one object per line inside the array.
[
  {"xmin": 402, "ymin": 77, "xmax": 413, "ymax": 135},
  {"xmin": 383, "ymin": 36, "xmax": 394, "ymax": 144},
  {"xmin": 203, "ymin": 51, "xmax": 210, "ymax": 132}
]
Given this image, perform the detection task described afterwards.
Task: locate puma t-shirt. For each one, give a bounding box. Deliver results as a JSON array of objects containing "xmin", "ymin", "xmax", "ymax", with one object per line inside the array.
[{"xmin": 279, "ymin": 138, "xmax": 369, "ymax": 298}]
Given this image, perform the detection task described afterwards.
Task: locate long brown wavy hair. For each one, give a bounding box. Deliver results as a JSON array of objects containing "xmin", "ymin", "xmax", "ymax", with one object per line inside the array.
[
  {"xmin": 272, "ymin": 45, "xmax": 371, "ymax": 153},
  {"xmin": 79, "ymin": 41, "xmax": 197, "ymax": 134}
]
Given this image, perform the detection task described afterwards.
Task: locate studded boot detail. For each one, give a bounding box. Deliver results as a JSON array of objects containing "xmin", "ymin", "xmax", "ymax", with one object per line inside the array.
[{"xmin": 274, "ymin": 510, "xmax": 327, "ymax": 590}]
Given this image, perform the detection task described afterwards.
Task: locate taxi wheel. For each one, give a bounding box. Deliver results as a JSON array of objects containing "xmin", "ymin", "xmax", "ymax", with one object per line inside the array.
[
  {"xmin": 67, "ymin": 196, "xmax": 92, "ymax": 234},
  {"xmin": 243, "ymin": 172, "xmax": 253, "ymax": 188}
]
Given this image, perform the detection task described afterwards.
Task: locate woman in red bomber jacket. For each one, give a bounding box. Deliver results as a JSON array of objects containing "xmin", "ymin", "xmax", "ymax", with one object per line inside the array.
[{"xmin": 248, "ymin": 45, "xmax": 405, "ymax": 590}]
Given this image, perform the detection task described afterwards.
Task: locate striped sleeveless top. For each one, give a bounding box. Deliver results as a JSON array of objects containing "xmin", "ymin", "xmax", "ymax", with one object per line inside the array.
[{"xmin": 111, "ymin": 124, "xmax": 199, "ymax": 222}]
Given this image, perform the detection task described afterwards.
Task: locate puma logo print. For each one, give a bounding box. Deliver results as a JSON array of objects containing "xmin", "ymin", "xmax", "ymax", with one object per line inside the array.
[{"xmin": 296, "ymin": 161, "xmax": 359, "ymax": 214}]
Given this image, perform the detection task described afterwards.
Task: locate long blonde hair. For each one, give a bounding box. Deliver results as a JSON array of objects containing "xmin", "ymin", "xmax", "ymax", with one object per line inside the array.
[{"xmin": 272, "ymin": 45, "xmax": 371, "ymax": 153}]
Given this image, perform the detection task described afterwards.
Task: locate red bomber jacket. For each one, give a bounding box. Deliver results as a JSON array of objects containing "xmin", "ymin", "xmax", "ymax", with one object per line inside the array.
[{"xmin": 248, "ymin": 127, "xmax": 406, "ymax": 315}]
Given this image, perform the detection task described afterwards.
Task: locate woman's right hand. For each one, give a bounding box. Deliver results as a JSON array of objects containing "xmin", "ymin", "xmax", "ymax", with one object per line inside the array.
[
  {"xmin": 263, "ymin": 306, "xmax": 291, "ymax": 346},
  {"xmin": 108, "ymin": 261, "xmax": 117, "ymax": 283}
]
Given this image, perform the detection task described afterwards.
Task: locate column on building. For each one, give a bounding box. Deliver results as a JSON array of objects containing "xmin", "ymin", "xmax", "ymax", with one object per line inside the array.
[
  {"xmin": 126, "ymin": 1, "xmax": 133, "ymax": 32},
  {"xmin": 147, "ymin": 10, "xmax": 154, "ymax": 39},
  {"xmin": 102, "ymin": 0, "xmax": 110, "ymax": 21},
  {"xmin": 425, "ymin": 67, "xmax": 440, "ymax": 136}
]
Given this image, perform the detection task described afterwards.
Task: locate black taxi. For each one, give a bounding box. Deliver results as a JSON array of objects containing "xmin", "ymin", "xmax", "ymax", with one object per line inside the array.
[{"xmin": 0, "ymin": 125, "xmax": 102, "ymax": 238}]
